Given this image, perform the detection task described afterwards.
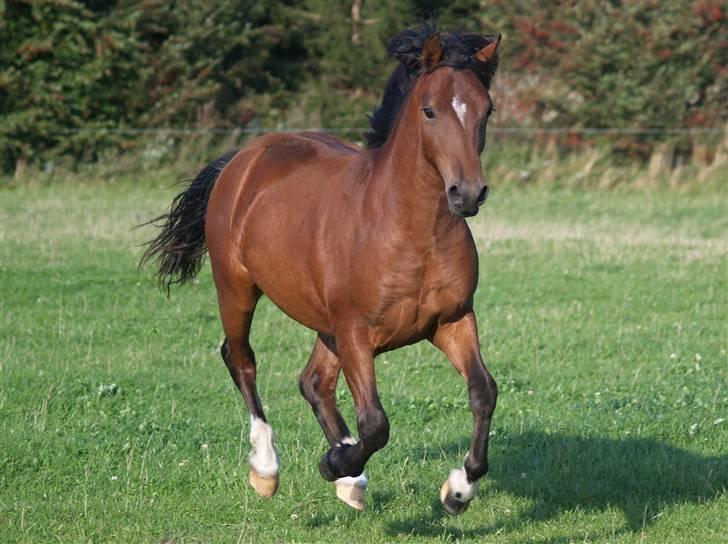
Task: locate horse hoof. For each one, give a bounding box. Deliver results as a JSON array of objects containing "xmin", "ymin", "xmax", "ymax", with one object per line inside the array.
[
  {"xmin": 335, "ymin": 479, "xmax": 366, "ymax": 511},
  {"xmin": 440, "ymin": 480, "xmax": 470, "ymax": 516},
  {"xmin": 249, "ymin": 467, "xmax": 279, "ymax": 498}
]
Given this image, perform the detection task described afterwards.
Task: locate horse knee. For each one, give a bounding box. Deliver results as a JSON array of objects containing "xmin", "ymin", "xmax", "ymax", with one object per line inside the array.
[{"xmin": 469, "ymin": 372, "xmax": 497, "ymax": 417}]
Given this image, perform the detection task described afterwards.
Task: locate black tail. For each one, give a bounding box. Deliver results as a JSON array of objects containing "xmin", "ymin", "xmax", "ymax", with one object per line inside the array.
[{"xmin": 139, "ymin": 150, "xmax": 238, "ymax": 293}]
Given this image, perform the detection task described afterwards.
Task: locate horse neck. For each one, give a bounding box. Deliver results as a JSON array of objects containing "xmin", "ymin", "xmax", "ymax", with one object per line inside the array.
[{"xmin": 367, "ymin": 98, "xmax": 456, "ymax": 239}]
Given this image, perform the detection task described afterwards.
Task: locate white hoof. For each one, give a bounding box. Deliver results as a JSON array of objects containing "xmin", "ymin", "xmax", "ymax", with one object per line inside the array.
[
  {"xmin": 335, "ymin": 474, "xmax": 367, "ymax": 511},
  {"xmin": 249, "ymin": 467, "xmax": 279, "ymax": 498}
]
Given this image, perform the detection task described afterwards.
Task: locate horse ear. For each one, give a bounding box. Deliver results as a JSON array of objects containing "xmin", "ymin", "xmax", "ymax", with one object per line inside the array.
[
  {"xmin": 474, "ymin": 34, "xmax": 501, "ymax": 64},
  {"xmin": 421, "ymin": 33, "xmax": 443, "ymax": 69}
]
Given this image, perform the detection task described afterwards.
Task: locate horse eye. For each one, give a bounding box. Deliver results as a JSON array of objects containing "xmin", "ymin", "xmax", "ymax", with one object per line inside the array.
[{"xmin": 422, "ymin": 107, "xmax": 435, "ymax": 120}]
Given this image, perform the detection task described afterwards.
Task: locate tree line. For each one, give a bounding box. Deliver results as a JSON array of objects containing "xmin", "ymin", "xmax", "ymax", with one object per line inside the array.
[{"xmin": 1, "ymin": 0, "xmax": 726, "ymax": 175}]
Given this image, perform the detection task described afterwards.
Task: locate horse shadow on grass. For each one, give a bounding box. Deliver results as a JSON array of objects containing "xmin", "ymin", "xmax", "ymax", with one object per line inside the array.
[{"xmin": 386, "ymin": 431, "xmax": 728, "ymax": 541}]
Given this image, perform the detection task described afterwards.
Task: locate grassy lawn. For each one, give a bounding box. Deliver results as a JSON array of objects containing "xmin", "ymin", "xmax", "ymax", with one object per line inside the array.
[{"xmin": 1, "ymin": 177, "xmax": 726, "ymax": 543}]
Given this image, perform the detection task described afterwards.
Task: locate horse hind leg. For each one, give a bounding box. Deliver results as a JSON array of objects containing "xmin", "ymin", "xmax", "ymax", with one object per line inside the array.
[
  {"xmin": 299, "ymin": 335, "xmax": 368, "ymax": 510},
  {"xmin": 216, "ymin": 272, "xmax": 279, "ymax": 498}
]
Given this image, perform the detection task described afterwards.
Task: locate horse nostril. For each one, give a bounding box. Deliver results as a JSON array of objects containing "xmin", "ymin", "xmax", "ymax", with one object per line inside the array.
[
  {"xmin": 448, "ymin": 184, "xmax": 460, "ymax": 195},
  {"xmin": 477, "ymin": 185, "xmax": 489, "ymax": 205}
]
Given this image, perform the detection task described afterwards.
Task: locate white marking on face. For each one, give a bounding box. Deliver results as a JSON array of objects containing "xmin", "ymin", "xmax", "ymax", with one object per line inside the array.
[
  {"xmin": 249, "ymin": 415, "xmax": 279, "ymax": 478},
  {"xmin": 451, "ymin": 95, "xmax": 468, "ymax": 128},
  {"xmin": 447, "ymin": 467, "xmax": 479, "ymax": 502}
]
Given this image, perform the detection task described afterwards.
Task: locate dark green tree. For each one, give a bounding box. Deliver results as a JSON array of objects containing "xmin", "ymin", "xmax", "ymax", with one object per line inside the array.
[{"xmin": 1, "ymin": 0, "xmax": 144, "ymax": 173}]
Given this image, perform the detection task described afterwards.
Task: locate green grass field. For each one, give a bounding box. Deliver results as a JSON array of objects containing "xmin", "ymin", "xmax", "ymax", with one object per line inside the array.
[{"xmin": 1, "ymin": 178, "xmax": 726, "ymax": 543}]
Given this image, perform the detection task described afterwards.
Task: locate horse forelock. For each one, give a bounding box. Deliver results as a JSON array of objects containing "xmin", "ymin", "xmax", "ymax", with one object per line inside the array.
[{"xmin": 365, "ymin": 23, "xmax": 499, "ymax": 149}]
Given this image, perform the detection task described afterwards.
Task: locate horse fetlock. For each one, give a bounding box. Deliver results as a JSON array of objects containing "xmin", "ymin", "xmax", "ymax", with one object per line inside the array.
[
  {"xmin": 319, "ymin": 444, "xmax": 358, "ymax": 481},
  {"xmin": 464, "ymin": 453, "xmax": 489, "ymax": 481},
  {"xmin": 319, "ymin": 451, "xmax": 339, "ymax": 481}
]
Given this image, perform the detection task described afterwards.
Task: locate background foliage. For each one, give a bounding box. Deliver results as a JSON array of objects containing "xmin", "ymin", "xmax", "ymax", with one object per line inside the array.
[{"xmin": 1, "ymin": 0, "xmax": 726, "ymax": 175}]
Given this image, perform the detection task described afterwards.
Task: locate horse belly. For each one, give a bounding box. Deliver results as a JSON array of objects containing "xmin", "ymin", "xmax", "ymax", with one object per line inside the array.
[{"xmin": 255, "ymin": 273, "xmax": 331, "ymax": 333}]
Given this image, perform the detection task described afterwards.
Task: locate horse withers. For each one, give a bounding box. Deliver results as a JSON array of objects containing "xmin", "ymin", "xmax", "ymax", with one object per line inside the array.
[{"xmin": 141, "ymin": 24, "xmax": 501, "ymax": 515}]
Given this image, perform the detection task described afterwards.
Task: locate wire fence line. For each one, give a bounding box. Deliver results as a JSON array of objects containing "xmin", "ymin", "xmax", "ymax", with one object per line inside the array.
[{"xmin": 23, "ymin": 126, "xmax": 726, "ymax": 136}]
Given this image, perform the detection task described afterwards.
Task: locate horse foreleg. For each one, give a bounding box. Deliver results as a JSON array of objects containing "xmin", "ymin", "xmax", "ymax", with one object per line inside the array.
[
  {"xmin": 431, "ymin": 312, "xmax": 497, "ymax": 515},
  {"xmin": 299, "ymin": 335, "xmax": 368, "ymax": 510},
  {"xmin": 317, "ymin": 331, "xmax": 389, "ymax": 511},
  {"xmin": 299, "ymin": 335, "xmax": 353, "ymax": 445}
]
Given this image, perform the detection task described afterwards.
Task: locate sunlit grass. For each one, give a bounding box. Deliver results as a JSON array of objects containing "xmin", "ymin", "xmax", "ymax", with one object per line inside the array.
[{"xmin": 1, "ymin": 179, "xmax": 726, "ymax": 543}]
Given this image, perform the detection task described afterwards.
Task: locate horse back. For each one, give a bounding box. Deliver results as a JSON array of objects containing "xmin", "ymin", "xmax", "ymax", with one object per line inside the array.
[{"xmin": 207, "ymin": 131, "xmax": 361, "ymax": 230}]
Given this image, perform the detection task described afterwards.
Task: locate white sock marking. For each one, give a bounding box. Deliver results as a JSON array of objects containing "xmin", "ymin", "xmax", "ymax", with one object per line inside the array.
[
  {"xmin": 249, "ymin": 415, "xmax": 279, "ymax": 478},
  {"xmin": 451, "ymin": 95, "xmax": 467, "ymax": 128},
  {"xmin": 447, "ymin": 467, "xmax": 478, "ymax": 502}
]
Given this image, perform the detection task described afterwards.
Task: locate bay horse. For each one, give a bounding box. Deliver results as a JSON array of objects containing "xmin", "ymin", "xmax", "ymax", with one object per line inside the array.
[{"xmin": 142, "ymin": 24, "xmax": 501, "ymax": 515}]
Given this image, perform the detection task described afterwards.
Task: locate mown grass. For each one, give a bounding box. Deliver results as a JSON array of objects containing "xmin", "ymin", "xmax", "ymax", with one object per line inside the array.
[{"xmin": 1, "ymin": 177, "xmax": 726, "ymax": 543}]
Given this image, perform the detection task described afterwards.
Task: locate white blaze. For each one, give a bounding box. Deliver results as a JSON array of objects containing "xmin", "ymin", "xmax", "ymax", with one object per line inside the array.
[
  {"xmin": 451, "ymin": 95, "xmax": 467, "ymax": 128},
  {"xmin": 249, "ymin": 416, "xmax": 279, "ymax": 478}
]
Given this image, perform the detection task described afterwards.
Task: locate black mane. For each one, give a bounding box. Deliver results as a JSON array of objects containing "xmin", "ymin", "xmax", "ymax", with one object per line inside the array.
[{"xmin": 365, "ymin": 23, "xmax": 500, "ymax": 149}]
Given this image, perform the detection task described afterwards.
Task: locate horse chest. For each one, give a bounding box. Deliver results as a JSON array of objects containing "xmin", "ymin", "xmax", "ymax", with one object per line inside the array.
[{"xmin": 369, "ymin": 255, "xmax": 475, "ymax": 350}]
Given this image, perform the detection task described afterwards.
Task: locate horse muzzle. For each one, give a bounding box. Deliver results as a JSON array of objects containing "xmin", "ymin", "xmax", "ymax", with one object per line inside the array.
[{"xmin": 446, "ymin": 182, "xmax": 489, "ymax": 217}]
